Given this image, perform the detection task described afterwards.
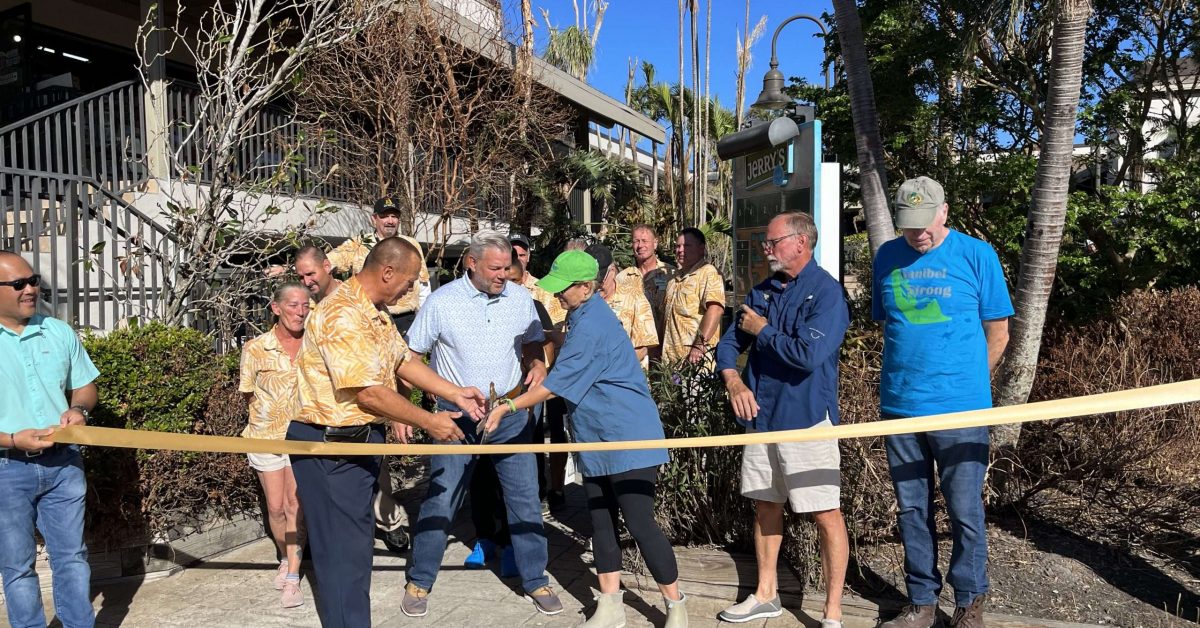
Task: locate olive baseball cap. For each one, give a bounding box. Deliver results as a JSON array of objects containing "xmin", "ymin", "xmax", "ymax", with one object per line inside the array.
[
  {"xmin": 537, "ymin": 250, "xmax": 599, "ymax": 294},
  {"xmin": 894, "ymin": 176, "xmax": 945, "ymax": 229}
]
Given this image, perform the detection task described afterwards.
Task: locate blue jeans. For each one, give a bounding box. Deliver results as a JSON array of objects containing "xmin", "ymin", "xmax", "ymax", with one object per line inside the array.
[
  {"xmin": 407, "ymin": 405, "xmax": 549, "ymax": 593},
  {"xmin": 0, "ymin": 446, "xmax": 94, "ymax": 628},
  {"xmin": 884, "ymin": 424, "xmax": 989, "ymax": 607}
]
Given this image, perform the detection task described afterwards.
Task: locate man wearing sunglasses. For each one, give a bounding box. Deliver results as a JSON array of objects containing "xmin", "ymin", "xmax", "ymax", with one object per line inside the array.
[{"xmin": 0, "ymin": 251, "xmax": 100, "ymax": 627}]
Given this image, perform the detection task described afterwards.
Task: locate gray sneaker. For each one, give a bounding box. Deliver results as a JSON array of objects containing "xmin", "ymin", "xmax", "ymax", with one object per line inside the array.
[
  {"xmin": 525, "ymin": 585, "xmax": 564, "ymax": 615},
  {"xmin": 401, "ymin": 582, "xmax": 429, "ymax": 618},
  {"xmin": 718, "ymin": 594, "xmax": 783, "ymax": 622}
]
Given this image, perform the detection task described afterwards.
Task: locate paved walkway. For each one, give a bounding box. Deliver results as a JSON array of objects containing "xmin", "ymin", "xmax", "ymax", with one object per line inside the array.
[{"xmin": 4, "ymin": 483, "xmax": 1097, "ymax": 627}]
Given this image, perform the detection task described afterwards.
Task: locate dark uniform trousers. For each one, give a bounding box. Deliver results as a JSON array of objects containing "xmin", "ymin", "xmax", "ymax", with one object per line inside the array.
[{"xmin": 287, "ymin": 420, "xmax": 384, "ymax": 628}]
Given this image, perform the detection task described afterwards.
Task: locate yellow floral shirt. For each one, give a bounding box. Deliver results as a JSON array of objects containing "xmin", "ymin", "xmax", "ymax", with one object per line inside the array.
[
  {"xmin": 605, "ymin": 287, "xmax": 658, "ymax": 370},
  {"xmin": 238, "ymin": 329, "xmax": 299, "ymax": 440},
  {"xmin": 661, "ymin": 260, "xmax": 726, "ymax": 363},
  {"xmin": 522, "ymin": 272, "xmax": 567, "ymax": 326},
  {"xmin": 616, "ymin": 259, "xmax": 675, "ymax": 338},
  {"xmin": 295, "ymin": 276, "xmax": 411, "ymax": 427},
  {"xmin": 327, "ymin": 233, "xmax": 430, "ymax": 315}
]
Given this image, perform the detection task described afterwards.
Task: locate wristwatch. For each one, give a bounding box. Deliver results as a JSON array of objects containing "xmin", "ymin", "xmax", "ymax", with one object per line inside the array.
[{"xmin": 70, "ymin": 405, "xmax": 90, "ymax": 420}]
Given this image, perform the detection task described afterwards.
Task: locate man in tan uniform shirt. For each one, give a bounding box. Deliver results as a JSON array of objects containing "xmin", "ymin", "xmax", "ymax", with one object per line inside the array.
[
  {"xmin": 616, "ymin": 224, "xmax": 675, "ymax": 359},
  {"xmin": 327, "ymin": 197, "xmax": 431, "ymax": 336},
  {"xmin": 662, "ymin": 227, "xmax": 726, "ymax": 365},
  {"xmin": 324, "ymin": 197, "xmax": 430, "ymax": 553}
]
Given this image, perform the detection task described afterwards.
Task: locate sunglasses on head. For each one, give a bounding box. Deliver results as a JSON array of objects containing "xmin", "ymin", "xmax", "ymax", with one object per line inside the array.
[{"xmin": 0, "ymin": 274, "xmax": 41, "ymax": 290}]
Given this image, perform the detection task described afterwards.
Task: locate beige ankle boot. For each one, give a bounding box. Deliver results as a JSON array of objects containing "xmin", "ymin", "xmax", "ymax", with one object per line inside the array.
[
  {"xmin": 664, "ymin": 592, "xmax": 688, "ymax": 628},
  {"xmin": 579, "ymin": 591, "xmax": 626, "ymax": 627}
]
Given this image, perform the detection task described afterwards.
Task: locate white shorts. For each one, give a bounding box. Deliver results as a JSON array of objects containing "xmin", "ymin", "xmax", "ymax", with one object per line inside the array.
[
  {"xmin": 247, "ymin": 452, "xmax": 291, "ymax": 473},
  {"xmin": 740, "ymin": 419, "xmax": 841, "ymax": 513}
]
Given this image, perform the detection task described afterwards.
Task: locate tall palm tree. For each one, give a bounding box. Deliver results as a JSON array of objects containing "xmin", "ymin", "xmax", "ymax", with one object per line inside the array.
[
  {"xmin": 677, "ymin": 0, "xmax": 688, "ymax": 222},
  {"xmin": 993, "ymin": 0, "xmax": 1093, "ymax": 449},
  {"xmin": 831, "ymin": 0, "xmax": 895, "ymax": 256}
]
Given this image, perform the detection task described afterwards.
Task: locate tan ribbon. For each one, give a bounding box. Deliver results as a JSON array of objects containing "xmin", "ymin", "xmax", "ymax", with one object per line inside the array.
[{"xmin": 46, "ymin": 379, "xmax": 1200, "ymax": 456}]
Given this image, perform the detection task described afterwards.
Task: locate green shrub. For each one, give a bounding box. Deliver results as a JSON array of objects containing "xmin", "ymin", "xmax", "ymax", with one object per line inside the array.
[
  {"xmin": 84, "ymin": 322, "xmax": 221, "ymax": 433},
  {"xmin": 80, "ymin": 323, "xmax": 256, "ymax": 546}
]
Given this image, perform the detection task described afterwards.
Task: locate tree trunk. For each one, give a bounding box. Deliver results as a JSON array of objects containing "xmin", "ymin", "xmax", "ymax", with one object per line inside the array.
[
  {"xmin": 993, "ymin": 0, "xmax": 1092, "ymax": 450},
  {"xmin": 831, "ymin": 0, "xmax": 895, "ymax": 256}
]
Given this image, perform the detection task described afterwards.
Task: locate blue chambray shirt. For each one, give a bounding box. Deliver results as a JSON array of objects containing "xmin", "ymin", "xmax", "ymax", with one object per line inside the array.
[
  {"xmin": 543, "ymin": 294, "xmax": 669, "ymax": 477},
  {"xmin": 715, "ymin": 259, "xmax": 849, "ymax": 431},
  {"xmin": 407, "ymin": 275, "xmax": 545, "ymax": 394},
  {"xmin": 0, "ymin": 315, "xmax": 100, "ymax": 433}
]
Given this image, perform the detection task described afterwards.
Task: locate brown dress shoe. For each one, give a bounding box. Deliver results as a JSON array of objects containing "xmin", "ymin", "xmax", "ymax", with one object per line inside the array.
[
  {"xmin": 880, "ymin": 604, "xmax": 937, "ymax": 628},
  {"xmin": 950, "ymin": 595, "xmax": 986, "ymax": 628}
]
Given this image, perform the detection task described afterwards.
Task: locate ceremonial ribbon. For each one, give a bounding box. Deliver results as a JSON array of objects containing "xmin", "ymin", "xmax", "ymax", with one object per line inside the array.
[{"xmin": 46, "ymin": 379, "xmax": 1200, "ymax": 456}]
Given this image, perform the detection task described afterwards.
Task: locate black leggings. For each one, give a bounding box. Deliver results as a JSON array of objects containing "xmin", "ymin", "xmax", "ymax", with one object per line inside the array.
[{"xmin": 585, "ymin": 466, "xmax": 678, "ymax": 585}]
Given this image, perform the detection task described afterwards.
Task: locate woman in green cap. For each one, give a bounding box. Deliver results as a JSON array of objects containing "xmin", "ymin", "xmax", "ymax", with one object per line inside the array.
[{"xmin": 482, "ymin": 250, "xmax": 688, "ymax": 627}]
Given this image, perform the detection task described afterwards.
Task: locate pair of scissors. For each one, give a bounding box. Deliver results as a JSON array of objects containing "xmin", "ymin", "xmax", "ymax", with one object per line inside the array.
[{"xmin": 477, "ymin": 382, "xmax": 498, "ymax": 444}]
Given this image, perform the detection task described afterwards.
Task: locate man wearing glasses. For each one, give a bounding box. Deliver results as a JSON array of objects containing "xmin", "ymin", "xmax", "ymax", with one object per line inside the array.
[
  {"xmin": 0, "ymin": 251, "xmax": 100, "ymax": 628},
  {"xmin": 714, "ymin": 213, "xmax": 850, "ymax": 626}
]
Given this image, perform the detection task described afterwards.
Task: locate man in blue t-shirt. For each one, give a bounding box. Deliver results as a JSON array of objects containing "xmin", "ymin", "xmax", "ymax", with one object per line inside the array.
[{"xmin": 872, "ymin": 177, "xmax": 1012, "ymax": 628}]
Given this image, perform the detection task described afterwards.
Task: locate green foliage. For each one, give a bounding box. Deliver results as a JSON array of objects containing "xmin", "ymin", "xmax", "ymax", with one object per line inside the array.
[
  {"xmin": 1057, "ymin": 158, "xmax": 1200, "ymax": 316},
  {"xmin": 542, "ymin": 24, "xmax": 594, "ymax": 79},
  {"xmin": 84, "ymin": 323, "xmax": 222, "ymax": 433},
  {"xmin": 80, "ymin": 325, "xmax": 256, "ymax": 546}
]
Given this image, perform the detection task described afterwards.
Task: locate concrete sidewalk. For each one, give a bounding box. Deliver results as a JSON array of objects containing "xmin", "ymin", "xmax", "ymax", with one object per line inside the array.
[{"xmin": 4, "ymin": 483, "xmax": 1098, "ymax": 627}]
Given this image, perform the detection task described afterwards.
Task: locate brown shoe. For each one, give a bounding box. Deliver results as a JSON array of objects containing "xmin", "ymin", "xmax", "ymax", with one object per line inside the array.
[
  {"xmin": 950, "ymin": 596, "xmax": 985, "ymax": 628},
  {"xmin": 880, "ymin": 604, "xmax": 937, "ymax": 628}
]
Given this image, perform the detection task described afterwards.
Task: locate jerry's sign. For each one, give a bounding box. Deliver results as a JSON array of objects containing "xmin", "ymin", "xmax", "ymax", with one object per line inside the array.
[{"xmin": 744, "ymin": 142, "xmax": 793, "ymax": 189}]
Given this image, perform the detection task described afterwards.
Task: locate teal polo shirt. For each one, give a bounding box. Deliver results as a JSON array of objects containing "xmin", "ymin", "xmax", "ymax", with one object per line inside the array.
[{"xmin": 0, "ymin": 314, "xmax": 100, "ymax": 434}]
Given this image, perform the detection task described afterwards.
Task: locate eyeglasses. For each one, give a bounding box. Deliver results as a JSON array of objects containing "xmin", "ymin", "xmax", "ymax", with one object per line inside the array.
[
  {"xmin": 0, "ymin": 274, "xmax": 40, "ymax": 290},
  {"xmin": 760, "ymin": 233, "xmax": 800, "ymax": 251},
  {"xmin": 555, "ymin": 282, "xmax": 584, "ymax": 298}
]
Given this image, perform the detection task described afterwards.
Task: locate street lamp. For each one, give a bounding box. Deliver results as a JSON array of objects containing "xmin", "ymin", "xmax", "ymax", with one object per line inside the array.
[{"xmin": 751, "ymin": 13, "xmax": 830, "ymax": 111}]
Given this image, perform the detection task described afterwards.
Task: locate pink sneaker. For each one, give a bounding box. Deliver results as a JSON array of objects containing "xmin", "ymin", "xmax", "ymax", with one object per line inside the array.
[
  {"xmin": 281, "ymin": 579, "xmax": 303, "ymax": 608},
  {"xmin": 273, "ymin": 560, "xmax": 288, "ymax": 590}
]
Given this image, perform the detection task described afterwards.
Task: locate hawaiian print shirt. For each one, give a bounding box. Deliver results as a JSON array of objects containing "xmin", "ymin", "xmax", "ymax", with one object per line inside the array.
[
  {"xmin": 327, "ymin": 232, "xmax": 430, "ymax": 315},
  {"xmin": 605, "ymin": 286, "xmax": 658, "ymax": 370},
  {"xmin": 616, "ymin": 258, "xmax": 675, "ymax": 337},
  {"xmin": 522, "ymin": 272, "xmax": 567, "ymax": 326},
  {"xmin": 661, "ymin": 260, "xmax": 726, "ymax": 363},
  {"xmin": 238, "ymin": 329, "xmax": 299, "ymax": 440},
  {"xmin": 295, "ymin": 276, "xmax": 411, "ymax": 426}
]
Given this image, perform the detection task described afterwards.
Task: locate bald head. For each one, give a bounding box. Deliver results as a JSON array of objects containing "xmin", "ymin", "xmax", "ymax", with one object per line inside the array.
[
  {"xmin": 360, "ymin": 237, "xmax": 422, "ymax": 308},
  {"xmin": 364, "ymin": 237, "xmax": 420, "ymax": 273}
]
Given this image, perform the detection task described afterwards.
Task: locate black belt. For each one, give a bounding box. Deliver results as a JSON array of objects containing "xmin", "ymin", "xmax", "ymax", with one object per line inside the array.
[{"xmin": 1, "ymin": 443, "xmax": 67, "ymax": 459}]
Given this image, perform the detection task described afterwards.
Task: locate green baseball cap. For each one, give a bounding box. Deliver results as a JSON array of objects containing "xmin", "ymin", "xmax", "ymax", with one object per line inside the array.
[
  {"xmin": 894, "ymin": 176, "xmax": 945, "ymax": 229},
  {"xmin": 537, "ymin": 250, "xmax": 599, "ymax": 294}
]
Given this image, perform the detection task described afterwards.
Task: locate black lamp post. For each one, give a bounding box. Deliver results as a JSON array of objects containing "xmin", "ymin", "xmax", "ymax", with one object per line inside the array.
[{"xmin": 751, "ymin": 13, "xmax": 830, "ymax": 111}]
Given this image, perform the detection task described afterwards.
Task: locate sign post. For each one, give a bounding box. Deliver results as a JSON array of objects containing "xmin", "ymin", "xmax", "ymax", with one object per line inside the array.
[{"xmin": 730, "ymin": 118, "xmax": 841, "ymax": 302}]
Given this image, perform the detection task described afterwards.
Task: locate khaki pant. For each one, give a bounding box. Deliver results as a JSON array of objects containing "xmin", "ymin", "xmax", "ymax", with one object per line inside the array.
[{"xmin": 374, "ymin": 456, "xmax": 406, "ymax": 532}]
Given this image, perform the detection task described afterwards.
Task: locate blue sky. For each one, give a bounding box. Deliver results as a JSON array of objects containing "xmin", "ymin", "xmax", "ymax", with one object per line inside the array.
[{"xmin": 503, "ymin": 0, "xmax": 836, "ymax": 130}]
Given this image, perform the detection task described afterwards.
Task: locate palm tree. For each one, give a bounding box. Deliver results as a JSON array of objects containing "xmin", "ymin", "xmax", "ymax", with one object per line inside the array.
[
  {"xmin": 831, "ymin": 0, "xmax": 896, "ymax": 256},
  {"xmin": 993, "ymin": 0, "xmax": 1093, "ymax": 448},
  {"xmin": 540, "ymin": 2, "xmax": 607, "ymax": 81}
]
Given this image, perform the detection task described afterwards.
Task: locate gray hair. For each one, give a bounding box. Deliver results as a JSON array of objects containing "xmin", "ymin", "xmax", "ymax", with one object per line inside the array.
[
  {"xmin": 467, "ymin": 230, "xmax": 512, "ymax": 260},
  {"xmin": 272, "ymin": 281, "xmax": 308, "ymax": 304},
  {"xmin": 778, "ymin": 212, "xmax": 818, "ymax": 249}
]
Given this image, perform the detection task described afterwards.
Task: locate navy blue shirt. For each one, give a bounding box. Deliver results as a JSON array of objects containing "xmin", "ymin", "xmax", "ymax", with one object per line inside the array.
[
  {"xmin": 716, "ymin": 259, "xmax": 849, "ymax": 431},
  {"xmin": 543, "ymin": 293, "xmax": 669, "ymax": 477}
]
